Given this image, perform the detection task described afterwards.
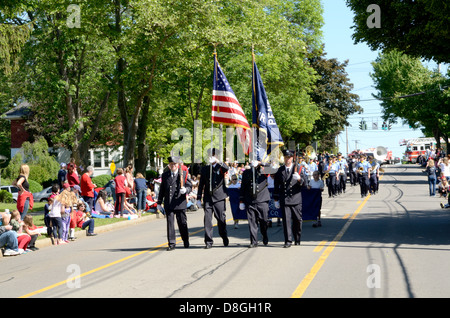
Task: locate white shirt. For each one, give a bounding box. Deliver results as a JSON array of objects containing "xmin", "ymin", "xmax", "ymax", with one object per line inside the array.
[
  {"xmin": 49, "ymin": 200, "xmax": 62, "ymax": 218},
  {"xmin": 440, "ymin": 163, "xmax": 450, "ymax": 177}
]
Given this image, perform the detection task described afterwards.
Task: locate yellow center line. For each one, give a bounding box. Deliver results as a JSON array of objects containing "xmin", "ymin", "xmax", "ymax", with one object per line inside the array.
[
  {"xmin": 313, "ymin": 241, "xmax": 328, "ymax": 253},
  {"xmin": 20, "ymin": 219, "xmax": 233, "ymax": 298},
  {"xmin": 291, "ymin": 193, "xmax": 371, "ymax": 298}
]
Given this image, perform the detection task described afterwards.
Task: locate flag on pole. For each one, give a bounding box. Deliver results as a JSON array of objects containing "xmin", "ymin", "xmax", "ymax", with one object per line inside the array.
[
  {"xmin": 252, "ymin": 59, "xmax": 284, "ymax": 162},
  {"xmin": 212, "ymin": 54, "xmax": 251, "ymax": 155}
]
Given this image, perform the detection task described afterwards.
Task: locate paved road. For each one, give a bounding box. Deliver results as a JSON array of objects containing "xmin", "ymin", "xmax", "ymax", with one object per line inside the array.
[{"xmin": 1, "ymin": 164, "xmax": 449, "ymax": 303}]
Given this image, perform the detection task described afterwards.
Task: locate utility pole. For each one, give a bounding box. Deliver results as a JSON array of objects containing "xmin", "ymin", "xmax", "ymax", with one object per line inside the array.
[
  {"xmin": 346, "ymin": 126, "xmax": 349, "ymax": 156},
  {"xmin": 353, "ymin": 140, "xmax": 359, "ymax": 151}
]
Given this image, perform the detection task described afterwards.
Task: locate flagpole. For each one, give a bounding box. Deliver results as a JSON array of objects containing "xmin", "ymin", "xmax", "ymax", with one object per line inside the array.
[
  {"xmin": 210, "ymin": 46, "xmax": 220, "ymax": 193},
  {"xmin": 251, "ymin": 45, "xmax": 256, "ymax": 196}
]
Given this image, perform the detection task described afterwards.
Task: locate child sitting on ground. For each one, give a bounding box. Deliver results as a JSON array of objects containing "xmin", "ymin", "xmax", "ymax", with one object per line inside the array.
[
  {"xmin": 72, "ymin": 201, "xmax": 96, "ymax": 236},
  {"xmin": 438, "ymin": 178, "xmax": 449, "ymax": 198},
  {"xmin": 10, "ymin": 210, "xmax": 31, "ymax": 253},
  {"xmin": 22, "ymin": 214, "xmax": 41, "ymax": 251}
]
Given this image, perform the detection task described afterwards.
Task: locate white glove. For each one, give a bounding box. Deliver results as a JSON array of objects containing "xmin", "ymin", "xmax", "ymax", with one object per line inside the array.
[
  {"xmin": 179, "ymin": 187, "xmax": 186, "ymax": 194},
  {"xmin": 251, "ymin": 160, "xmax": 259, "ymax": 167},
  {"xmin": 209, "ymin": 156, "xmax": 219, "ymax": 164},
  {"xmin": 293, "ymin": 172, "xmax": 300, "ymax": 181},
  {"xmin": 274, "ymin": 201, "xmax": 280, "ymax": 209},
  {"xmin": 196, "ymin": 200, "xmax": 202, "ymax": 208},
  {"xmin": 239, "ymin": 203, "xmax": 245, "ymax": 210}
]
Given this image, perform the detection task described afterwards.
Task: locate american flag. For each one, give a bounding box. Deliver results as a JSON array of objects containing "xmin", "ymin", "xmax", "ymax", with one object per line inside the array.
[{"xmin": 212, "ymin": 55, "xmax": 251, "ymax": 155}]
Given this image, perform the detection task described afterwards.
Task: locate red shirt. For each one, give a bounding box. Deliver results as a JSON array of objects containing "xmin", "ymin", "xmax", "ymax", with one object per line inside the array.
[
  {"xmin": 80, "ymin": 173, "xmax": 96, "ymax": 197},
  {"xmin": 115, "ymin": 175, "xmax": 126, "ymax": 194},
  {"xmin": 73, "ymin": 211, "xmax": 85, "ymax": 228},
  {"xmin": 67, "ymin": 172, "xmax": 80, "ymax": 187}
]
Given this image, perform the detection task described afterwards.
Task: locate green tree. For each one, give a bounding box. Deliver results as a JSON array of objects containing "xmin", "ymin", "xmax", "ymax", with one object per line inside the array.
[
  {"xmin": 371, "ymin": 50, "xmax": 450, "ymax": 151},
  {"xmin": 346, "ymin": 0, "xmax": 450, "ymax": 64},
  {"xmin": 307, "ymin": 49, "xmax": 362, "ymax": 151},
  {"xmin": 2, "ymin": 0, "xmax": 119, "ymax": 169}
]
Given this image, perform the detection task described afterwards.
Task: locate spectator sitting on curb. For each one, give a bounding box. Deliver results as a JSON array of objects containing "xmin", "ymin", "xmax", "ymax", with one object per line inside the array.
[
  {"xmin": 72, "ymin": 201, "xmax": 97, "ymax": 237},
  {"xmin": 0, "ymin": 223, "xmax": 20, "ymax": 256}
]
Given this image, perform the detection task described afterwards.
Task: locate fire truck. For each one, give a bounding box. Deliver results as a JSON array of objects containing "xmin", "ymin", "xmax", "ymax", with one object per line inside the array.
[
  {"xmin": 348, "ymin": 147, "xmax": 393, "ymax": 164},
  {"xmin": 400, "ymin": 138, "xmax": 437, "ymax": 163}
]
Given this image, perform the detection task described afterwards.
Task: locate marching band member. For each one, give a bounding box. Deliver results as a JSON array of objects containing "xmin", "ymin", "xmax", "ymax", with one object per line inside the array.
[
  {"xmin": 368, "ymin": 156, "xmax": 380, "ymax": 195},
  {"xmin": 356, "ymin": 154, "xmax": 371, "ymax": 198},
  {"xmin": 197, "ymin": 148, "xmax": 230, "ymax": 249},
  {"xmin": 273, "ymin": 150, "xmax": 308, "ymax": 248},
  {"xmin": 239, "ymin": 160, "xmax": 270, "ymax": 247},
  {"xmin": 337, "ymin": 153, "xmax": 348, "ymax": 194},
  {"xmin": 327, "ymin": 155, "xmax": 340, "ymax": 197},
  {"xmin": 157, "ymin": 156, "xmax": 191, "ymax": 251},
  {"xmin": 347, "ymin": 155, "xmax": 358, "ymax": 186}
]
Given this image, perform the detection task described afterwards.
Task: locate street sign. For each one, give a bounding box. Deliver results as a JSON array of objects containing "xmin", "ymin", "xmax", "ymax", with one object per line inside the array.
[{"xmin": 110, "ymin": 160, "xmax": 116, "ymax": 175}]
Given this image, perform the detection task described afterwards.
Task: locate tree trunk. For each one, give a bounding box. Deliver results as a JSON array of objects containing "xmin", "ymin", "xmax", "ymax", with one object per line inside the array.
[{"xmin": 135, "ymin": 96, "xmax": 150, "ymax": 174}]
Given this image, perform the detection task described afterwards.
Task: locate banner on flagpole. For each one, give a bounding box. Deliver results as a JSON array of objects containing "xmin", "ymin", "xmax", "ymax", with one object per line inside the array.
[{"xmin": 252, "ymin": 60, "xmax": 284, "ymax": 163}]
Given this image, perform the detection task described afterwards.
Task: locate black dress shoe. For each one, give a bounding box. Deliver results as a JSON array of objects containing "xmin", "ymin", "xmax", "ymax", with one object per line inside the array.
[
  {"xmin": 248, "ymin": 243, "xmax": 258, "ymax": 248},
  {"xmin": 263, "ymin": 237, "xmax": 268, "ymax": 246},
  {"xmin": 205, "ymin": 245, "xmax": 212, "ymax": 249},
  {"xmin": 223, "ymin": 237, "xmax": 229, "ymax": 247},
  {"xmin": 184, "ymin": 241, "xmax": 190, "ymax": 248},
  {"xmin": 294, "ymin": 241, "xmax": 301, "ymax": 245},
  {"xmin": 167, "ymin": 246, "xmax": 175, "ymax": 251},
  {"xmin": 283, "ymin": 243, "xmax": 291, "ymax": 248}
]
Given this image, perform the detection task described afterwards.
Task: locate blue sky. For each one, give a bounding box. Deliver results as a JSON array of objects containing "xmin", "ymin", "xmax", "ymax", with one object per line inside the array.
[{"xmin": 320, "ymin": 0, "xmax": 445, "ymax": 158}]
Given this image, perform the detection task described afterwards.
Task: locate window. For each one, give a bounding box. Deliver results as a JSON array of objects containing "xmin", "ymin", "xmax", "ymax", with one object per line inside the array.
[{"xmin": 94, "ymin": 151, "xmax": 102, "ymax": 168}]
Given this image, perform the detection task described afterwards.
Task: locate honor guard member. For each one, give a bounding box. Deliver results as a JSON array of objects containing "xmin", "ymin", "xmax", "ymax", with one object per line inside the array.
[
  {"xmin": 197, "ymin": 148, "xmax": 230, "ymax": 249},
  {"xmin": 157, "ymin": 156, "xmax": 192, "ymax": 251},
  {"xmin": 273, "ymin": 150, "xmax": 308, "ymax": 248},
  {"xmin": 368, "ymin": 156, "xmax": 379, "ymax": 195},
  {"xmin": 356, "ymin": 154, "xmax": 371, "ymax": 198},
  {"xmin": 239, "ymin": 160, "xmax": 270, "ymax": 247},
  {"xmin": 337, "ymin": 153, "xmax": 348, "ymax": 194}
]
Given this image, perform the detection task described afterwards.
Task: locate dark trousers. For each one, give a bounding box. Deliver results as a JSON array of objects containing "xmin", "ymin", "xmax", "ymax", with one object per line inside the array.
[
  {"xmin": 28, "ymin": 234, "xmax": 38, "ymax": 248},
  {"xmin": 50, "ymin": 217, "xmax": 63, "ymax": 239},
  {"xmin": 339, "ymin": 173, "xmax": 347, "ymax": 193},
  {"xmin": 83, "ymin": 196, "xmax": 94, "ymax": 211},
  {"xmin": 349, "ymin": 171, "xmax": 357, "ymax": 186},
  {"xmin": 246, "ymin": 202, "xmax": 269, "ymax": 245},
  {"xmin": 115, "ymin": 193, "xmax": 125, "ymax": 216},
  {"xmin": 327, "ymin": 173, "xmax": 337, "ymax": 196},
  {"xmin": 369, "ymin": 174, "xmax": 378, "ymax": 194},
  {"xmin": 81, "ymin": 219, "xmax": 95, "ymax": 234},
  {"xmin": 360, "ymin": 173, "xmax": 370, "ymax": 196},
  {"xmin": 281, "ymin": 203, "xmax": 302, "ymax": 245},
  {"xmin": 203, "ymin": 200, "xmax": 228, "ymax": 247},
  {"xmin": 166, "ymin": 209, "xmax": 189, "ymax": 247}
]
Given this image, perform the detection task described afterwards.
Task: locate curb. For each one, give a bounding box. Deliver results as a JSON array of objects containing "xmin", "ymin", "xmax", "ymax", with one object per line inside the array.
[{"xmin": 2, "ymin": 213, "xmax": 165, "ymax": 256}]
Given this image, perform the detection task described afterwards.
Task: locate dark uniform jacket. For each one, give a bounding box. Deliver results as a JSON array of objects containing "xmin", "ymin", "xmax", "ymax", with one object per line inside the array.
[
  {"xmin": 239, "ymin": 167, "xmax": 270, "ymax": 205},
  {"xmin": 157, "ymin": 169, "xmax": 191, "ymax": 211},
  {"xmin": 273, "ymin": 164, "xmax": 308, "ymax": 206},
  {"xmin": 197, "ymin": 162, "xmax": 229, "ymax": 203}
]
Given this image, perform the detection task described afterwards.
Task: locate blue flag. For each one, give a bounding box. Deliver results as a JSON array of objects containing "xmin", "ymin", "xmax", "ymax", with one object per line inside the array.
[{"xmin": 252, "ymin": 61, "xmax": 284, "ymax": 163}]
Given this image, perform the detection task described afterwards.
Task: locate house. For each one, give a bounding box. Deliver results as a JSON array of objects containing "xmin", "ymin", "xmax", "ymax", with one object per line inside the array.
[{"xmin": 2, "ymin": 101, "xmax": 124, "ymax": 176}]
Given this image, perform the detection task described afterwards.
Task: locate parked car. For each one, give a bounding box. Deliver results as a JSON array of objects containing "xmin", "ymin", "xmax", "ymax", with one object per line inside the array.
[
  {"xmin": 0, "ymin": 185, "xmax": 19, "ymax": 202},
  {"xmin": 32, "ymin": 186, "xmax": 53, "ymax": 202}
]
